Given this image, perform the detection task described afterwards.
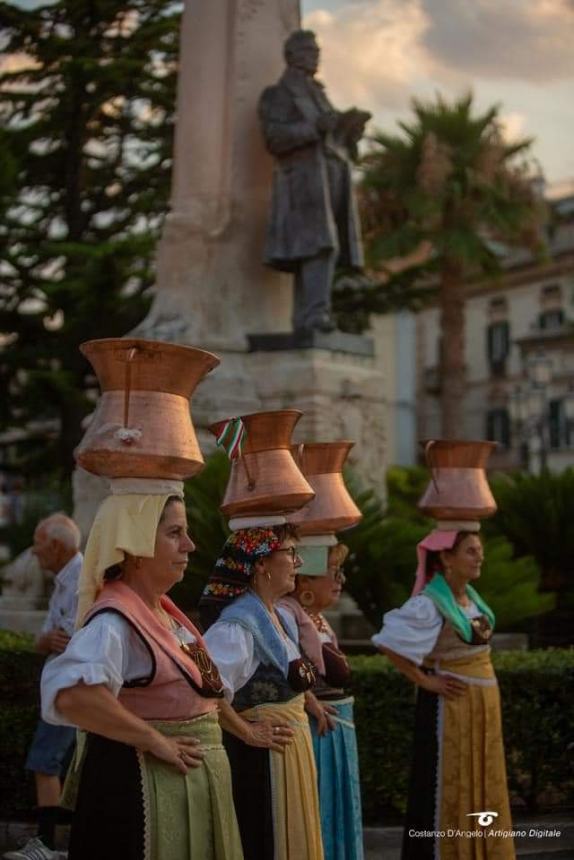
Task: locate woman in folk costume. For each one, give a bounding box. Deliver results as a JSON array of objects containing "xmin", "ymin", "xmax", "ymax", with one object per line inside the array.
[
  {"xmin": 372, "ymin": 441, "xmax": 515, "ymax": 860},
  {"xmin": 198, "ymin": 411, "xmax": 325, "ymax": 860},
  {"xmin": 279, "ymin": 441, "xmax": 364, "ymax": 860},
  {"xmin": 41, "ymin": 484, "xmax": 243, "ymax": 860},
  {"xmin": 279, "ymin": 541, "xmax": 364, "ymax": 860},
  {"xmin": 41, "ymin": 339, "xmax": 243, "ymax": 860}
]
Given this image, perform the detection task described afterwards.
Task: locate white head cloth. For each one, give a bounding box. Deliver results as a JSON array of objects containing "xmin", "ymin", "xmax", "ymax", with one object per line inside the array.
[{"xmin": 76, "ymin": 479, "xmax": 184, "ymax": 626}]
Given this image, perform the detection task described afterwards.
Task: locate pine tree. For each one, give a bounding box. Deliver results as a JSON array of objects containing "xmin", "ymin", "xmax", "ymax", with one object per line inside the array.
[{"xmin": 0, "ymin": 0, "xmax": 180, "ymax": 483}]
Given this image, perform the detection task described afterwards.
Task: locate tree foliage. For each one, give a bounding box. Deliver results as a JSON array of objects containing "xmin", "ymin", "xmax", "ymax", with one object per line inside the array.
[
  {"xmin": 0, "ymin": 0, "xmax": 179, "ymax": 482},
  {"xmin": 342, "ymin": 467, "xmax": 553, "ymax": 631},
  {"xmin": 486, "ymin": 468, "xmax": 574, "ymax": 597},
  {"xmin": 358, "ymin": 93, "xmax": 544, "ymax": 436}
]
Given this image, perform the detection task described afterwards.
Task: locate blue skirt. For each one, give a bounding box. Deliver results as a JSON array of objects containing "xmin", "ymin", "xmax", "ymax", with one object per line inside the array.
[{"xmin": 310, "ymin": 696, "xmax": 364, "ymax": 860}]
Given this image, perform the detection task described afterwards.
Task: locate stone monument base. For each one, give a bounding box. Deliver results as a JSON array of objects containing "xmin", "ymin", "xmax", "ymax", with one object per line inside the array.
[{"xmin": 244, "ymin": 334, "xmax": 387, "ymax": 498}]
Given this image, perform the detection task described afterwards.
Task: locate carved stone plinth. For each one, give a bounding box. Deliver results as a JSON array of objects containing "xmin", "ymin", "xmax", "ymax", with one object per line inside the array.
[{"xmin": 243, "ymin": 340, "xmax": 387, "ymax": 498}]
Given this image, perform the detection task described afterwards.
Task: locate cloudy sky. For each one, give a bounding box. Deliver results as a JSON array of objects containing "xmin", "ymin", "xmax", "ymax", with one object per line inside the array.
[{"xmin": 302, "ymin": 0, "xmax": 574, "ymax": 186}]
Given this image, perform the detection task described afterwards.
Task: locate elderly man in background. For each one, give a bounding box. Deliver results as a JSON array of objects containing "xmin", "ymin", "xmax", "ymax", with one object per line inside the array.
[{"xmin": 4, "ymin": 514, "xmax": 82, "ymax": 860}]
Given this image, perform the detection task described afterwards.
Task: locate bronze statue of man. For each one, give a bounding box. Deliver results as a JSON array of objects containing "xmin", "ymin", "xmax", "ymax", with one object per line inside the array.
[{"xmin": 258, "ymin": 29, "xmax": 371, "ymax": 333}]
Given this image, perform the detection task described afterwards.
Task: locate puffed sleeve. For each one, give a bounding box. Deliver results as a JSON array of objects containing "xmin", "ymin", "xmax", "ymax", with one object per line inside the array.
[
  {"xmin": 203, "ymin": 622, "xmax": 258, "ymax": 703},
  {"xmin": 40, "ymin": 612, "xmax": 146, "ymax": 726},
  {"xmin": 371, "ymin": 595, "xmax": 443, "ymax": 665}
]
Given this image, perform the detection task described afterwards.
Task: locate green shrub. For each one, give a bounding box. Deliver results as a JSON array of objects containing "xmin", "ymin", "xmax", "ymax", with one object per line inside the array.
[
  {"xmin": 0, "ymin": 644, "xmax": 44, "ymax": 817},
  {"xmin": 0, "ymin": 639, "xmax": 572, "ymax": 822},
  {"xmin": 487, "ymin": 469, "xmax": 574, "ymax": 596},
  {"xmin": 350, "ymin": 649, "xmax": 574, "ymax": 822},
  {"xmin": 342, "ymin": 470, "xmax": 553, "ymax": 633}
]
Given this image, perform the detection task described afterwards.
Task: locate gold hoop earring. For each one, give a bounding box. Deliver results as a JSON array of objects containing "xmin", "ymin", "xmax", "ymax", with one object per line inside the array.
[
  {"xmin": 264, "ymin": 570, "xmax": 272, "ymax": 583},
  {"xmin": 299, "ymin": 590, "xmax": 315, "ymax": 608}
]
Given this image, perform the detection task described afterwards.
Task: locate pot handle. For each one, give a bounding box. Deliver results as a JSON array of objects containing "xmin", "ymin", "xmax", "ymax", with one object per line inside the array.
[
  {"xmin": 424, "ymin": 440, "xmax": 440, "ymax": 494},
  {"xmin": 240, "ymin": 455, "xmax": 256, "ymax": 492},
  {"xmin": 293, "ymin": 443, "xmax": 304, "ymax": 467},
  {"xmin": 121, "ymin": 347, "xmax": 137, "ymax": 441}
]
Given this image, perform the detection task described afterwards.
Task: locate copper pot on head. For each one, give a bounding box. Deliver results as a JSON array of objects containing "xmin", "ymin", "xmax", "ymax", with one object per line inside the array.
[
  {"xmin": 209, "ymin": 410, "xmax": 315, "ymax": 517},
  {"xmin": 76, "ymin": 338, "xmax": 220, "ymax": 479},
  {"xmin": 288, "ymin": 441, "xmax": 362, "ymax": 535},
  {"xmin": 417, "ymin": 439, "xmax": 497, "ymax": 521}
]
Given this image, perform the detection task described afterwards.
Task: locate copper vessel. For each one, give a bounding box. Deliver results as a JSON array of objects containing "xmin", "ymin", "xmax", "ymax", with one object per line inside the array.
[
  {"xmin": 418, "ymin": 439, "xmax": 497, "ymax": 521},
  {"xmin": 76, "ymin": 338, "xmax": 219, "ymax": 479},
  {"xmin": 288, "ymin": 442, "xmax": 362, "ymax": 535},
  {"xmin": 209, "ymin": 410, "xmax": 315, "ymax": 517}
]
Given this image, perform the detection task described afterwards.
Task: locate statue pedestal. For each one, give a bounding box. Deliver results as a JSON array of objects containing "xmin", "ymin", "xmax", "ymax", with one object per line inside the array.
[{"xmin": 243, "ymin": 334, "xmax": 387, "ymax": 499}]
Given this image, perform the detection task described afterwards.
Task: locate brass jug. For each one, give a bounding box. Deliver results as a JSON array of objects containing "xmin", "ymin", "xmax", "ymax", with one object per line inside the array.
[
  {"xmin": 209, "ymin": 410, "xmax": 315, "ymax": 517},
  {"xmin": 288, "ymin": 442, "xmax": 362, "ymax": 535},
  {"xmin": 418, "ymin": 439, "xmax": 497, "ymax": 521},
  {"xmin": 76, "ymin": 338, "xmax": 219, "ymax": 479}
]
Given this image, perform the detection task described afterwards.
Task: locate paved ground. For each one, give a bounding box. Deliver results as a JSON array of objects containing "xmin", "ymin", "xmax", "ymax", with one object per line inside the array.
[
  {"xmin": 1, "ymin": 814, "xmax": 572, "ymax": 858},
  {"xmin": 363, "ymin": 814, "xmax": 574, "ymax": 859}
]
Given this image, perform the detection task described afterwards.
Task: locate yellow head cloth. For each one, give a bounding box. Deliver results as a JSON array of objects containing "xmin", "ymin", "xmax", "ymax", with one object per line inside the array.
[{"xmin": 76, "ymin": 479, "xmax": 184, "ymax": 626}]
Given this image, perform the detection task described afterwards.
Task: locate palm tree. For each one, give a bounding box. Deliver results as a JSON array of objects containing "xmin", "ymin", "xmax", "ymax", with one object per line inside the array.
[{"xmin": 360, "ymin": 93, "xmax": 544, "ymax": 438}]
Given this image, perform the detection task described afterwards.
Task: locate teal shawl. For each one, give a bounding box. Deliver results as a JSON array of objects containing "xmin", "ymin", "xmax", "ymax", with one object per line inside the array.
[{"xmin": 422, "ymin": 573, "xmax": 495, "ymax": 644}]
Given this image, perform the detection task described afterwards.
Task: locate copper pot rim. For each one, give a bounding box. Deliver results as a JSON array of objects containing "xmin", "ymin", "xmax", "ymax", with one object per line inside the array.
[
  {"xmin": 291, "ymin": 440, "xmax": 355, "ymax": 473},
  {"xmin": 81, "ymin": 338, "xmax": 220, "ymax": 370},
  {"xmin": 420, "ymin": 438, "xmax": 498, "ymax": 451},
  {"xmin": 209, "ymin": 409, "xmax": 303, "ymax": 429},
  {"xmin": 209, "ymin": 409, "xmax": 304, "ymax": 452}
]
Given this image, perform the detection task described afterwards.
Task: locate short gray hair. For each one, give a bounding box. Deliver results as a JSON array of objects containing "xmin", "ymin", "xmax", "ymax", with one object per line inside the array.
[{"xmin": 37, "ymin": 513, "xmax": 81, "ymax": 551}]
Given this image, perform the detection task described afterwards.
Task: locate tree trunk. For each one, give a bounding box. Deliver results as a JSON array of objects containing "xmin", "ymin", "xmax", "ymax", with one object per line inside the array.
[{"xmin": 439, "ymin": 261, "xmax": 466, "ymax": 438}]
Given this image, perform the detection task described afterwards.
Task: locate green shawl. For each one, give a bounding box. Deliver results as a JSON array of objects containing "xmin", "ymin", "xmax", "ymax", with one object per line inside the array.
[{"xmin": 422, "ymin": 573, "xmax": 495, "ymax": 644}]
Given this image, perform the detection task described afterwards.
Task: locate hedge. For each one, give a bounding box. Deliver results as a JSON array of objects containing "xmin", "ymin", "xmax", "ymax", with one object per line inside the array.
[
  {"xmin": 351, "ymin": 650, "xmax": 574, "ymax": 823},
  {"xmin": 1, "ymin": 633, "xmax": 573, "ymax": 823}
]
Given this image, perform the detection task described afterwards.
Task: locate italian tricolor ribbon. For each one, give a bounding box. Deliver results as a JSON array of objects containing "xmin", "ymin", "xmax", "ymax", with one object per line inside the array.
[{"xmin": 215, "ymin": 417, "xmax": 246, "ymax": 460}]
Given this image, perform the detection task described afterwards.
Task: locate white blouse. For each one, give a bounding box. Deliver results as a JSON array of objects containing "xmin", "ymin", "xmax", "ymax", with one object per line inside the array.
[
  {"xmin": 41, "ymin": 611, "xmax": 196, "ymax": 727},
  {"xmin": 371, "ymin": 594, "xmax": 481, "ymax": 666},
  {"xmin": 203, "ymin": 621, "xmax": 301, "ymax": 703}
]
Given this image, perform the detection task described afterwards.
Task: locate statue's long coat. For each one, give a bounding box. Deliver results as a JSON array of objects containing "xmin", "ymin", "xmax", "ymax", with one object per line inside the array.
[{"xmin": 258, "ymin": 68, "xmax": 364, "ymax": 273}]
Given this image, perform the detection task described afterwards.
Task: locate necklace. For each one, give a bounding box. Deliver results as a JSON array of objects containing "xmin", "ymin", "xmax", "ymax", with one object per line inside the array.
[
  {"xmin": 303, "ymin": 608, "xmax": 330, "ymax": 634},
  {"xmin": 155, "ymin": 606, "xmax": 175, "ymax": 630}
]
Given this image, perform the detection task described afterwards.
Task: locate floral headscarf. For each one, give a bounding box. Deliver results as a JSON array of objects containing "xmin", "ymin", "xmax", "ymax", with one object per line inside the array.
[{"xmin": 198, "ymin": 527, "xmax": 283, "ymax": 628}]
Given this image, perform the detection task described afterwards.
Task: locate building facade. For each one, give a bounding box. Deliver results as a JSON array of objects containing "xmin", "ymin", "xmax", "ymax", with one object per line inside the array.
[{"xmin": 380, "ymin": 182, "xmax": 574, "ymax": 471}]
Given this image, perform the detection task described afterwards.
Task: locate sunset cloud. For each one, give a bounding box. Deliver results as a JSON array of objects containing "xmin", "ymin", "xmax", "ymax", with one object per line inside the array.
[
  {"xmin": 422, "ymin": 0, "xmax": 574, "ymax": 83},
  {"xmin": 305, "ymin": 0, "xmax": 429, "ymax": 110},
  {"xmin": 302, "ymin": 0, "xmax": 574, "ymax": 180}
]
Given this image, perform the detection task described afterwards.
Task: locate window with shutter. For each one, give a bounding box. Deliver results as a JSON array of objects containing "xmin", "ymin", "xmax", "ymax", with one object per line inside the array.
[
  {"xmin": 486, "ymin": 408, "xmax": 511, "ymax": 447},
  {"xmin": 486, "ymin": 322, "xmax": 510, "ymax": 376},
  {"xmin": 548, "ymin": 399, "xmax": 569, "ymax": 448}
]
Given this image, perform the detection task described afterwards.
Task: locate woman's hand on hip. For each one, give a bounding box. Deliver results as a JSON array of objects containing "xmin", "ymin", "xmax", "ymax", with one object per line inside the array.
[
  {"xmin": 422, "ymin": 674, "xmax": 467, "ymax": 699},
  {"xmin": 146, "ymin": 732, "xmax": 204, "ymax": 773},
  {"xmin": 245, "ymin": 719, "xmax": 294, "ymax": 752}
]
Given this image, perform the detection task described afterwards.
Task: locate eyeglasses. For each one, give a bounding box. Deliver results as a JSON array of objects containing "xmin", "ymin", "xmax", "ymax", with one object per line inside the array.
[
  {"xmin": 274, "ymin": 547, "xmax": 301, "ymax": 564},
  {"xmin": 328, "ymin": 566, "xmax": 346, "ymax": 584}
]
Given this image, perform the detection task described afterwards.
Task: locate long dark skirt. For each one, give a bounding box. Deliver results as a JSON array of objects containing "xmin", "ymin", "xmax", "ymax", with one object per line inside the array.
[
  {"xmin": 401, "ymin": 686, "xmax": 439, "ymax": 860},
  {"xmin": 69, "ymin": 734, "xmax": 145, "ymax": 860},
  {"xmin": 223, "ymin": 730, "xmax": 274, "ymax": 860}
]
